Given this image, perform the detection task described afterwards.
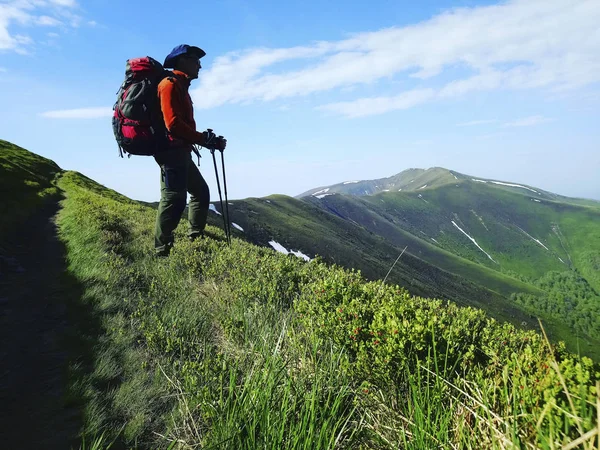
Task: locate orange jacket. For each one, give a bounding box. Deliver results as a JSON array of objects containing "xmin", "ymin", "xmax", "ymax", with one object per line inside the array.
[{"xmin": 157, "ymin": 70, "xmax": 205, "ymax": 147}]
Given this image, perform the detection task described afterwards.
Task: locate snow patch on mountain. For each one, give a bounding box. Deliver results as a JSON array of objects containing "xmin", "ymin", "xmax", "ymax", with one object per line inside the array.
[
  {"xmin": 451, "ymin": 220, "xmax": 497, "ymax": 263},
  {"xmin": 269, "ymin": 241, "xmax": 288, "ymax": 254},
  {"xmin": 515, "ymin": 226, "xmax": 549, "ymax": 251},
  {"xmin": 490, "ymin": 181, "xmax": 539, "ymax": 193},
  {"xmin": 472, "ymin": 179, "xmax": 539, "ymax": 194},
  {"xmin": 290, "ymin": 249, "xmax": 311, "ymax": 261},
  {"xmin": 232, "ymin": 223, "xmax": 244, "ymax": 232},
  {"xmin": 268, "ymin": 240, "xmax": 311, "ymax": 261},
  {"xmin": 312, "ymin": 188, "xmax": 330, "ymax": 196},
  {"xmin": 471, "ymin": 210, "xmax": 489, "ymax": 231},
  {"xmin": 418, "ymin": 185, "xmax": 428, "ymax": 190},
  {"xmin": 209, "ymin": 204, "xmax": 222, "ymax": 215},
  {"xmin": 343, "ymin": 180, "xmax": 360, "ymax": 184}
]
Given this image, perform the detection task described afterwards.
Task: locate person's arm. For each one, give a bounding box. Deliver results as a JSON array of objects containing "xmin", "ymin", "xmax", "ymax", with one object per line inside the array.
[{"xmin": 158, "ymin": 79, "xmax": 205, "ymax": 145}]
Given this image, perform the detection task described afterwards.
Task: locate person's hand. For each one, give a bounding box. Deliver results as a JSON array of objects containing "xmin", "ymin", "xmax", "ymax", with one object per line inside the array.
[
  {"xmin": 216, "ymin": 136, "xmax": 227, "ymax": 151},
  {"xmin": 202, "ymin": 129, "xmax": 217, "ymax": 148}
]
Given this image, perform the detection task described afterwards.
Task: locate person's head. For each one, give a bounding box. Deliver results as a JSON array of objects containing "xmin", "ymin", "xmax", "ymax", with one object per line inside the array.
[{"xmin": 163, "ymin": 44, "xmax": 206, "ymax": 79}]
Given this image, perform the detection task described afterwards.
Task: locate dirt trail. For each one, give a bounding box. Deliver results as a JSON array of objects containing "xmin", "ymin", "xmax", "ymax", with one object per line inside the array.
[{"xmin": 0, "ymin": 201, "xmax": 82, "ymax": 449}]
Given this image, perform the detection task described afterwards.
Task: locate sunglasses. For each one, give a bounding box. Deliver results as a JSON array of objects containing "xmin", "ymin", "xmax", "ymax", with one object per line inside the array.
[{"xmin": 182, "ymin": 54, "xmax": 202, "ymax": 67}]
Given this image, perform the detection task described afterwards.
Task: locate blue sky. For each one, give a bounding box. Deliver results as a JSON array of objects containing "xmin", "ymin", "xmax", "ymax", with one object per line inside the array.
[{"xmin": 1, "ymin": 0, "xmax": 599, "ymax": 202}]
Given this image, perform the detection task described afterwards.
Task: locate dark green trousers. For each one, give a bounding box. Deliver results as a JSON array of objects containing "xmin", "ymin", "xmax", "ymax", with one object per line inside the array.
[{"xmin": 154, "ymin": 148, "xmax": 209, "ymax": 254}]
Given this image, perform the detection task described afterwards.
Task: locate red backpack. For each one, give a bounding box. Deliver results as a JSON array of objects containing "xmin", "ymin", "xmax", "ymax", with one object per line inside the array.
[{"xmin": 112, "ymin": 56, "xmax": 168, "ymax": 157}]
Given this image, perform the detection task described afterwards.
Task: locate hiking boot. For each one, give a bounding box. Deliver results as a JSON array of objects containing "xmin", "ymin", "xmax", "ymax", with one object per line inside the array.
[
  {"xmin": 155, "ymin": 242, "xmax": 173, "ymax": 258},
  {"xmin": 188, "ymin": 231, "xmax": 204, "ymax": 242},
  {"xmin": 155, "ymin": 249, "xmax": 170, "ymax": 258}
]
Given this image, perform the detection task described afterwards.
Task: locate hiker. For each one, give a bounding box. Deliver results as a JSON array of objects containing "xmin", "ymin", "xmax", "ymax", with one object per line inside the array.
[{"xmin": 154, "ymin": 44, "xmax": 226, "ymax": 257}]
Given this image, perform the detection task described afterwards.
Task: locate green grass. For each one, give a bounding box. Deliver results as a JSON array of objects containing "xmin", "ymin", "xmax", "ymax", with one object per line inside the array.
[
  {"xmin": 221, "ymin": 194, "xmax": 543, "ymax": 325},
  {"xmin": 288, "ymin": 179, "xmax": 600, "ymax": 357},
  {"xmin": 220, "ymin": 186, "xmax": 600, "ymax": 357},
  {"xmin": 3, "ymin": 144, "xmax": 600, "ymax": 449},
  {"xmin": 0, "ymin": 139, "xmax": 61, "ymax": 235},
  {"xmin": 51, "ymin": 168, "xmax": 599, "ymax": 448}
]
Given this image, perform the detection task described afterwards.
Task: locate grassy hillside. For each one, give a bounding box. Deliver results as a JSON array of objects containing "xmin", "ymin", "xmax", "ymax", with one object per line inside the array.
[
  {"xmin": 298, "ymin": 167, "xmax": 600, "ymax": 291},
  {"xmin": 221, "ymin": 188, "xmax": 600, "ymax": 358},
  {"xmin": 297, "ymin": 178, "xmax": 600, "ymax": 356},
  {"xmin": 52, "ymin": 168, "xmax": 598, "ymax": 449},
  {"xmin": 2, "ymin": 143, "xmax": 600, "ymax": 449},
  {"xmin": 0, "ymin": 139, "xmax": 61, "ymax": 235},
  {"xmin": 298, "ymin": 167, "xmax": 460, "ymax": 198},
  {"xmin": 59, "ymin": 167, "xmax": 596, "ymax": 449},
  {"xmin": 216, "ymin": 194, "xmax": 546, "ymax": 330}
]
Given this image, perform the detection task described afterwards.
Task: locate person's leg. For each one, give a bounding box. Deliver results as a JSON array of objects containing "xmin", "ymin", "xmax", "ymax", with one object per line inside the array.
[
  {"xmin": 186, "ymin": 156, "xmax": 210, "ymax": 240},
  {"xmin": 154, "ymin": 152, "xmax": 188, "ymax": 255}
]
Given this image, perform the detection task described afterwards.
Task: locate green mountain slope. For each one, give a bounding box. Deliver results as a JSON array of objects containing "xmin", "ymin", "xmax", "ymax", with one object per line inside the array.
[
  {"xmin": 219, "ymin": 194, "xmax": 542, "ymax": 302},
  {"xmin": 0, "ymin": 139, "xmax": 61, "ymax": 235},
  {"xmin": 354, "ymin": 179, "xmax": 600, "ymax": 289},
  {"xmin": 298, "ymin": 167, "xmax": 460, "ymax": 197},
  {"xmin": 220, "ymin": 169, "xmax": 600, "ymax": 358},
  {"xmin": 2, "ymin": 141, "xmax": 598, "ymax": 448}
]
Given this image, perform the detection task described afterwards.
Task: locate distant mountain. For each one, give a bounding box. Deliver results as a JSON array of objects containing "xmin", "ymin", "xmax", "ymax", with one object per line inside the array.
[
  {"xmin": 218, "ymin": 167, "xmax": 600, "ymax": 358},
  {"xmin": 297, "ymin": 167, "xmax": 459, "ymax": 198},
  {"xmin": 298, "ymin": 167, "xmax": 599, "ymax": 205}
]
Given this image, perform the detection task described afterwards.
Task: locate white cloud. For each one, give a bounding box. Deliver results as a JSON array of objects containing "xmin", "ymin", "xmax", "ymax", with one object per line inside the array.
[
  {"xmin": 49, "ymin": 0, "xmax": 78, "ymax": 6},
  {"xmin": 457, "ymin": 119, "xmax": 498, "ymax": 127},
  {"xmin": 318, "ymin": 88, "xmax": 435, "ymax": 118},
  {"xmin": 502, "ymin": 115, "xmax": 555, "ymax": 127},
  {"xmin": 40, "ymin": 107, "xmax": 112, "ymax": 119},
  {"xmin": 0, "ymin": 0, "xmax": 80, "ymax": 52},
  {"xmin": 36, "ymin": 16, "xmax": 61, "ymax": 26},
  {"xmin": 189, "ymin": 0, "xmax": 600, "ymax": 117}
]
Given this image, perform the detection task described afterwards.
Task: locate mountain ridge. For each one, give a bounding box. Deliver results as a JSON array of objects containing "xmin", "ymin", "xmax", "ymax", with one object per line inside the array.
[
  {"xmin": 220, "ymin": 166, "xmax": 600, "ymax": 358},
  {"xmin": 297, "ymin": 166, "xmax": 600, "ymax": 206}
]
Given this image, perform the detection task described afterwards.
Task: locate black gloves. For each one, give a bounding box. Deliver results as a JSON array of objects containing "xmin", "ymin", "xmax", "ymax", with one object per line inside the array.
[{"xmin": 202, "ymin": 129, "xmax": 227, "ymax": 151}]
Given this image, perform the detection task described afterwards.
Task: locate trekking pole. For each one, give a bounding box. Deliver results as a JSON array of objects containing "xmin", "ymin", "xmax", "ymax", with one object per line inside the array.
[
  {"xmin": 211, "ymin": 149, "xmax": 230, "ymax": 244},
  {"xmin": 218, "ymin": 139, "xmax": 232, "ymax": 245}
]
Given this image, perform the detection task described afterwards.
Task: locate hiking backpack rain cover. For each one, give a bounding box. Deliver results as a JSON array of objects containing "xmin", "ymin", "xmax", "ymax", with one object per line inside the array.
[{"xmin": 112, "ymin": 56, "xmax": 168, "ymax": 157}]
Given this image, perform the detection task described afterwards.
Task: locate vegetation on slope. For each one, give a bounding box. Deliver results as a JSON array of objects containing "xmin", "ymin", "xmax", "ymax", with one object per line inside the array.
[
  {"xmin": 512, "ymin": 271, "xmax": 600, "ymax": 339},
  {"xmin": 0, "ymin": 139, "xmax": 61, "ymax": 235},
  {"xmin": 302, "ymin": 180, "xmax": 600, "ymax": 357},
  {"xmin": 53, "ymin": 168, "xmax": 599, "ymax": 448},
  {"xmin": 2, "ymin": 143, "xmax": 599, "ymax": 448},
  {"xmin": 222, "ymin": 194, "xmax": 543, "ymax": 329}
]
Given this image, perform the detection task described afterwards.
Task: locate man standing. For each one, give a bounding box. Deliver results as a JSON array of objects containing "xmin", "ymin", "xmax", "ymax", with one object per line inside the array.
[{"xmin": 154, "ymin": 44, "xmax": 226, "ymax": 257}]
